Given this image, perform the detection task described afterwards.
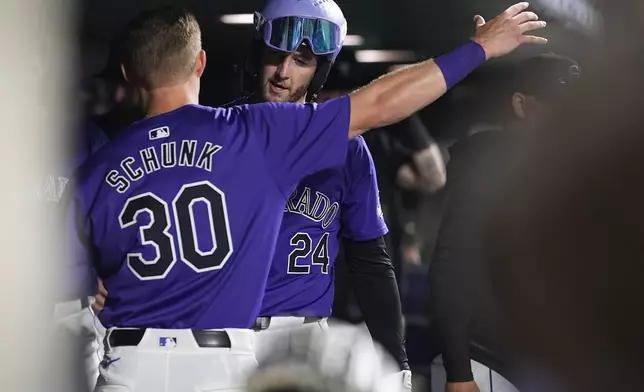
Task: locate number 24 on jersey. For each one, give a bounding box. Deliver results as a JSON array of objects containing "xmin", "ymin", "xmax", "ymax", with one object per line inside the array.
[{"xmin": 287, "ymin": 232, "xmax": 329, "ymax": 275}]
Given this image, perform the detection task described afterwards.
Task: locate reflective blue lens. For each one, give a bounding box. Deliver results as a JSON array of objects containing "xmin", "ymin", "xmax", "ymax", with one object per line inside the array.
[{"xmin": 266, "ymin": 16, "xmax": 341, "ymax": 55}]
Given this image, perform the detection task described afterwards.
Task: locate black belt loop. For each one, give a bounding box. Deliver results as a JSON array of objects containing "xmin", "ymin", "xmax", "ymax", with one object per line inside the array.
[
  {"xmin": 253, "ymin": 316, "xmax": 323, "ymax": 331},
  {"xmin": 192, "ymin": 331, "xmax": 231, "ymax": 348},
  {"xmin": 108, "ymin": 329, "xmax": 231, "ymax": 348},
  {"xmin": 103, "ymin": 328, "xmax": 115, "ymax": 352},
  {"xmin": 304, "ymin": 317, "xmax": 323, "ymax": 324},
  {"xmin": 253, "ymin": 317, "xmax": 271, "ymax": 331},
  {"xmin": 108, "ymin": 329, "xmax": 145, "ymax": 347}
]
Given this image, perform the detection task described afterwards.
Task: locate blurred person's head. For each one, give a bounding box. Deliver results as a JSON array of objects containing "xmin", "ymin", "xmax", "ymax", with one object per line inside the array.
[
  {"xmin": 509, "ymin": 53, "xmax": 580, "ymax": 129},
  {"xmin": 246, "ymin": 321, "xmax": 403, "ymax": 392},
  {"xmin": 94, "ymin": 38, "xmax": 144, "ymax": 117},
  {"xmin": 121, "ymin": 6, "xmax": 205, "ymax": 110},
  {"xmin": 81, "ymin": 77, "xmax": 112, "ymax": 117},
  {"xmin": 486, "ymin": 36, "xmax": 644, "ymax": 391},
  {"xmin": 246, "ymin": 0, "xmax": 347, "ymax": 103},
  {"xmin": 81, "ymin": 38, "xmax": 147, "ymax": 137}
]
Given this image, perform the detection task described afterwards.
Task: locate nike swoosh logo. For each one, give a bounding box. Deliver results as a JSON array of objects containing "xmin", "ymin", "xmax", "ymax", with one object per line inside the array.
[{"xmin": 101, "ymin": 357, "xmax": 121, "ymax": 369}]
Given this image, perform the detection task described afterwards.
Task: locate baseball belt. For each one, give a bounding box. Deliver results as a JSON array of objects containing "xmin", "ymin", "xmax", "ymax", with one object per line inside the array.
[
  {"xmin": 108, "ymin": 328, "xmax": 231, "ymax": 348},
  {"xmin": 253, "ymin": 316, "xmax": 323, "ymax": 331}
]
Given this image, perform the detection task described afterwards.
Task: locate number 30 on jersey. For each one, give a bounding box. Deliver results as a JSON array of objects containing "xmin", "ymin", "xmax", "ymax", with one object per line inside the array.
[{"xmin": 118, "ymin": 181, "xmax": 233, "ymax": 280}]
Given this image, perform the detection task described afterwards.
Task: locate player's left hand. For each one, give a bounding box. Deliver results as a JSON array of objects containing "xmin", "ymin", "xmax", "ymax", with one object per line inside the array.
[{"xmin": 91, "ymin": 278, "xmax": 107, "ymax": 313}]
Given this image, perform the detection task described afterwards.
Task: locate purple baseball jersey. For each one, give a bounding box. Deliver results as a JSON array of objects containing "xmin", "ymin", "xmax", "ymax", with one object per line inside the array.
[
  {"xmin": 68, "ymin": 97, "xmax": 351, "ymax": 329},
  {"xmin": 260, "ymin": 136, "xmax": 388, "ymax": 317}
]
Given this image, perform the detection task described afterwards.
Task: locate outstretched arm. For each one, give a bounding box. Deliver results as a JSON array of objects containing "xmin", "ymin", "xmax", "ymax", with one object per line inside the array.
[{"xmin": 348, "ymin": 2, "xmax": 547, "ymax": 138}]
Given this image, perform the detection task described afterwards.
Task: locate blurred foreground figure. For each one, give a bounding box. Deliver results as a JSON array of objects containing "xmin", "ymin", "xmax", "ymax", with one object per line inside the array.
[
  {"xmin": 2, "ymin": 0, "xmax": 76, "ymax": 391},
  {"xmin": 486, "ymin": 27, "xmax": 644, "ymax": 392},
  {"xmin": 430, "ymin": 54, "xmax": 580, "ymax": 392},
  {"xmin": 246, "ymin": 322, "xmax": 403, "ymax": 392}
]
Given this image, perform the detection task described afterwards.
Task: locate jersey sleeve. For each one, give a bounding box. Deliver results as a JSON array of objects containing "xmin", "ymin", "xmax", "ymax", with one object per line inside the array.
[
  {"xmin": 341, "ymin": 136, "xmax": 389, "ymax": 241},
  {"xmin": 240, "ymin": 95, "xmax": 351, "ymax": 193}
]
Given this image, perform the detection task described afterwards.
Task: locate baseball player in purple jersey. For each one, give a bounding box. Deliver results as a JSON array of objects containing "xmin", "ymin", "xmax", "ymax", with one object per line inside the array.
[
  {"xmin": 66, "ymin": 3, "xmax": 546, "ymax": 391},
  {"xmin": 227, "ymin": 0, "xmax": 410, "ymax": 388}
]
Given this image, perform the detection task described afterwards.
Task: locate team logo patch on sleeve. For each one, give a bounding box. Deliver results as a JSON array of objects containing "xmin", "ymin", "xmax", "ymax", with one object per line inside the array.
[{"xmin": 149, "ymin": 126, "xmax": 170, "ymax": 140}]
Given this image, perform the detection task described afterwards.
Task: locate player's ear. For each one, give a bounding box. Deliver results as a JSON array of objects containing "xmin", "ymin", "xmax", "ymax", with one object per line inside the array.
[
  {"xmin": 120, "ymin": 63, "xmax": 130, "ymax": 83},
  {"xmin": 195, "ymin": 50, "xmax": 206, "ymax": 78},
  {"xmin": 512, "ymin": 92, "xmax": 527, "ymax": 120}
]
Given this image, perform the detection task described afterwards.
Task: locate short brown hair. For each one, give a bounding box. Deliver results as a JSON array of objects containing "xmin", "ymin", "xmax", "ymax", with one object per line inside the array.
[{"xmin": 121, "ymin": 6, "xmax": 201, "ymax": 89}]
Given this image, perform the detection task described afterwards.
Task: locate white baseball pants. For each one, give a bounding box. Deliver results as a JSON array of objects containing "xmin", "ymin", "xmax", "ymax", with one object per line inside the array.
[
  {"xmin": 95, "ymin": 328, "xmax": 257, "ymax": 392},
  {"xmin": 53, "ymin": 298, "xmax": 106, "ymax": 391}
]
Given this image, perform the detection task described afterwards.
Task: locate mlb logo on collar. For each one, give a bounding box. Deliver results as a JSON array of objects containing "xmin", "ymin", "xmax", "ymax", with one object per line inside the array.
[
  {"xmin": 159, "ymin": 336, "xmax": 177, "ymax": 347},
  {"xmin": 149, "ymin": 126, "xmax": 170, "ymax": 140}
]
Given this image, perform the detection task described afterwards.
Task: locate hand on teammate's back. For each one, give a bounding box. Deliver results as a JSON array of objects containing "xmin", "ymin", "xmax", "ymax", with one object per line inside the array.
[
  {"xmin": 472, "ymin": 2, "xmax": 548, "ymax": 59},
  {"xmin": 91, "ymin": 278, "xmax": 107, "ymax": 314}
]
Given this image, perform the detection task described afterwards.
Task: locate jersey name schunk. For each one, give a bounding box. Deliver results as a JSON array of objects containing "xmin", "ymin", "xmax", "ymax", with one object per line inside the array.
[
  {"xmin": 285, "ymin": 186, "xmax": 339, "ymax": 228},
  {"xmin": 105, "ymin": 140, "xmax": 222, "ymax": 193}
]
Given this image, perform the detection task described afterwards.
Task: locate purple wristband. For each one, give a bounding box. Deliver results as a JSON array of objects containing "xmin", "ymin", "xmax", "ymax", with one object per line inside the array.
[{"xmin": 434, "ymin": 40, "xmax": 487, "ymax": 90}]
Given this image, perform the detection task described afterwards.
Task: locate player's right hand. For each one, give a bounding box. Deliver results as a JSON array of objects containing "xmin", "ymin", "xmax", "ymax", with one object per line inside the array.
[
  {"xmin": 91, "ymin": 278, "xmax": 107, "ymax": 314},
  {"xmin": 472, "ymin": 2, "xmax": 548, "ymax": 60}
]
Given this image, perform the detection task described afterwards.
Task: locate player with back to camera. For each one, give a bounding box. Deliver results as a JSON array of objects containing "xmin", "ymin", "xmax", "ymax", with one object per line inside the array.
[
  {"xmin": 226, "ymin": 0, "xmax": 410, "ymax": 388},
  {"xmin": 69, "ymin": 3, "xmax": 546, "ymax": 391}
]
